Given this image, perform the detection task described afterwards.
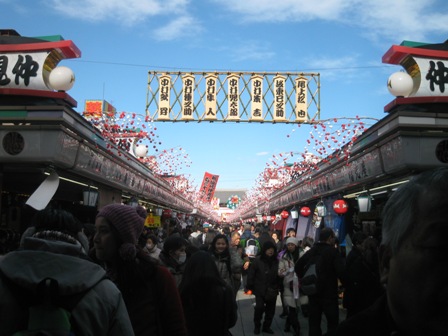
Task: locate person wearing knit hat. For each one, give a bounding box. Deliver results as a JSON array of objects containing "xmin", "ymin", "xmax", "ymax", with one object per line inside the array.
[
  {"xmin": 285, "ymin": 236, "xmax": 299, "ymax": 247},
  {"xmin": 96, "ymin": 203, "xmax": 144, "ymax": 261},
  {"xmin": 94, "ymin": 203, "xmax": 188, "ymax": 336},
  {"xmin": 279, "ymin": 235, "xmax": 302, "ymax": 335},
  {"xmin": 0, "ymin": 208, "xmax": 134, "ymax": 335},
  {"xmin": 135, "ymin": 205, "xmax": 148, "ymax": 220},
  {"xmin": 247, "ymin": 240, "xmax": 279, "ymax": 335}
]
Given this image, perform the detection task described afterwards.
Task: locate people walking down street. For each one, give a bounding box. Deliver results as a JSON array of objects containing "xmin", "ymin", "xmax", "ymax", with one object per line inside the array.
[
  {"xmin": 229, "ymin": 230, "xmax": 249, "ymax": 297},
  {"xmin": 247, "ymin": 240, "xmax": 280, "ymax": 335},
  {"xmin": 158, "ymin": 234, "xmax": 188, "ymax": 287},
  {"xmin": 209, "ymin": 233, "xmax": 244, "ymax": 293},
  {"xmin": 342, "ymin": 231, "xmax": 381, "ymax": 319},
  {"xmin": 278, "ymin": 237, "xmax": 302, "ymax": 336},
  {"xmin": 327, "ymin": 169, "xmax": 448, "ymax": 336},
  {"xmin": 194, "ymin": 222, "xmax": 216, "ymax": 249},
  {"xmin": 179, "ymin": 250, "xmax": 237, "ymax": 336},
  {"xmin": 272, "ymin": 230, "xmax": 283, "ymax": 254},
  {"xmin": 298, "ymin": 235, "xmax": 315, "ymax": 317},
  {"xmin": 94, "ymin": 204, "xmax": 187, "ymax": 336},
  {"xmin": 0, "ymin": 208, "xmax": 134, "ymax": 336},
  {"xmin": 142, "ymin": 233, "xmax": 162, "ymax": 260},
  {"xmin": 300, "ymin": 236, "xmax": 315, "ymax": 258},
  {"xmin": 240, "ymin": 223, "xmax": 260, "ymax": 294},
  {"xmin": 258, "ymin": 227, "xmax": 275, "ymax": 248},
  {"xmin": 295, "ymin": 227, "xmax": 345, "ymax": 336},
  {"xmin": 282, "ymin": 228, "xmax": 297, "ymax": 249}
]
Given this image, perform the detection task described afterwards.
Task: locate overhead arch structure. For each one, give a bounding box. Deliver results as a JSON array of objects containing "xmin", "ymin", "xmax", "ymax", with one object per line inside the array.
[{"xmin": 146, "ymin": 71, "xmax": 320, "ymax": 123}]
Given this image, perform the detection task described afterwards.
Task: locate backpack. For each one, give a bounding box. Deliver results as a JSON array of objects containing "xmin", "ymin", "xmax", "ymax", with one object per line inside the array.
[
  {"xmin": 300, "ymin": 254, "xmax": 321, "ymax": 296},
  {"xmin": 244, "ymin": 238, "xmax": 259, "ymax": 258},
  {"xmin": 5, "ymin": 277, "xmax": 90, "ymax": 335}
]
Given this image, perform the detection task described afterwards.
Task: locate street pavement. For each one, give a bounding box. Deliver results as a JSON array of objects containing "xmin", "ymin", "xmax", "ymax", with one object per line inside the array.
[{"xmin": 230, "ymin": 289, "xmax": 347, "ymax": 336}]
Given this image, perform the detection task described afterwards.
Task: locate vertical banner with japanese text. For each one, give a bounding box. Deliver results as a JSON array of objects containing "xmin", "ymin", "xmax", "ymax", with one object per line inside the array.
[
  {"xmin": 199, "ymin": 172, "xmax": 220, "ymax": 202},
  {"xmin": 227, "ymin": 74, "xmax": 240, "ymax": 121},
  {"xmin": 204, "ymin": 74, "xmax": 218, "ymax": 121},
  {"xmin": 295, "ymin": 76, "xmax": 308, "ymax": 122},
  {"xmin": 273, "ymin": 75, "xmax": 287, "ymax": 122},
  {"xmin": 181, "ymin": 74, "xmax": 195, "ymax": 121},
  {"xmin": 158, "ymin": 74, "xmax": 171, "ymax": 120},
  {"xmin": 250, "ymin": 74, "xmax": 264, "ymax": 121}
]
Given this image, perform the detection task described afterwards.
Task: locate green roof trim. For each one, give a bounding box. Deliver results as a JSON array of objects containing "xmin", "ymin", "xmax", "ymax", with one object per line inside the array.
[
  {"xmin": 400, "ymin": 40, "xmax": 430, "ymax": 47},
  {"xmin": 33, "ymin": 35, "xmax": 65, "ymax": 42},
  {"xmin": 0, "ymin": 110, "xmax": 27, "ymax": 117}
]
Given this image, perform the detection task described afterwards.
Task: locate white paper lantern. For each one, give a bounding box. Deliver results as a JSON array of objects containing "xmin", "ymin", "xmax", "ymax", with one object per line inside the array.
[
  {"xmin": 134, "ymin": 144, "xmax": 148, "ymax": 157},
  {"xmin": 48, "ymin": 66, "xmax": 75, "ymax": 91},
  {"xmin": 387, "ymin": 71, "xmax": 413, "ymax": 97}
]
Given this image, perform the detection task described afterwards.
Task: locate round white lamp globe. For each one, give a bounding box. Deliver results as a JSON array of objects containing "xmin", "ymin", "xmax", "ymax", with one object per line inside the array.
[
  {"xmin": 387, "ymin": 71, "xmax": 414, "ymax": 97},
  {"xmin": 48, "ymin": 66, "xmax": 75, "ymax": 91},
  {"xmin": 134, "ymin": 144, "xmax": 148, "ymax": 157}
]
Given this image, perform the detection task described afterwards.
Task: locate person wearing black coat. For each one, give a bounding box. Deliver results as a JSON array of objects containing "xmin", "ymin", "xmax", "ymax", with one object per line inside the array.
[
  {"xmin": 179, "ymin": 250, "xmax": 237, "ymax": 336},
  {"xmin": 295, "ymin": 228, "xmax": 345, "ymax": 336},
  {"xmin": 247, "ymin": 240, "xmax": 280, "ymax": 335}
]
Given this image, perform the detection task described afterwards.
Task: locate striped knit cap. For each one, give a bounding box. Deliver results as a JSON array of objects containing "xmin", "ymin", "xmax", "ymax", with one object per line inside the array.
[{"xmin": 96, "ymin": 203, "xmax": 144, "ymax": 261}]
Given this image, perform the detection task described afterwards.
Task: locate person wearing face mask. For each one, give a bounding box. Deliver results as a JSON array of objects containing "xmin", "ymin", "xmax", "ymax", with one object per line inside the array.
[
  {"xmin": 93, "ymin": 204, "xmax": 187, "ymax": 336},
  {"xmin": 158, "ymin": 234, "xmax": 188, "ymax": 287},
  {"xmin": 143, "ymin": 234, "xmax": 161, "ymax": 260}
]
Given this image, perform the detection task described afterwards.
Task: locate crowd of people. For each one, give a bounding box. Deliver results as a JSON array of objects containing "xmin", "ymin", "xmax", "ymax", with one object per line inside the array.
[{"xmin": 0, "ymin": 167, "xmax": 446, "ymax": 335}]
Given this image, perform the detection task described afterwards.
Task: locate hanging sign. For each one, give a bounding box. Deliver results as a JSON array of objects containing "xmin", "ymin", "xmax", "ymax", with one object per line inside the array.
[
  {"xmin": 250, "ymin": 74, "xmax": 264, "ymax": 121},
  {"xmin": 158, "ymin": 74, "xmax": 171, "ymax": 121},
  {"xmin": 181, "ymin": 74, "xmax": 195, "ymax": 121},
  {"xmin": 227, "ymin": 74, "xmax": 240, "ymax": 121},
  {"xmin": 273, "ymin": 75, "xmax": 287, "ymax": 122},
  {"xmin": 295, "ymin": 76, "xmax": 308, "ymax": 122},
  {"xmin": 204, "ymin": 74, "xmax": 218, "ymax": 121}
]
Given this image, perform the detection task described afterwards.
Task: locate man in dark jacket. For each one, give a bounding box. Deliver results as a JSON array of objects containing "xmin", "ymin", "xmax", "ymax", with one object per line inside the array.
[{"xmin": 295, "ymin": 227, "xmax": 344, "ymax": 336}]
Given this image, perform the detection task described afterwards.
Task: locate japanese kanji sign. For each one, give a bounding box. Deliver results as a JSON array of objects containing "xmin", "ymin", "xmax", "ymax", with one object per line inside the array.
[
  {"xmin": 382, "ymin": 40, "xmax": 448, "ymax": 98},
  {"xmin": 199, "ymin": 172, "xmax": 219, "ymax": 203},
  {"xmin": 0, "ymin": 34, "xmax": 80, "ymax": 93},
  {"xmin": 146, "ymin": 71, "xmax": 320, "ymax": 123}
]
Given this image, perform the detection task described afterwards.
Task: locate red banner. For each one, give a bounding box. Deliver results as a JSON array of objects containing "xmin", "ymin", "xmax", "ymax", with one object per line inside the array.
[{"xmin": 199, "ymin": 172, "xmax": 219, "ymax": 202}]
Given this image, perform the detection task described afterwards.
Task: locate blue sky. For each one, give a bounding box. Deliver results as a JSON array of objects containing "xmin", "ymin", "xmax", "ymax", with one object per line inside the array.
[{"xmin": 2, "ymin": 0, "xmax": 448, "ymax": 192}]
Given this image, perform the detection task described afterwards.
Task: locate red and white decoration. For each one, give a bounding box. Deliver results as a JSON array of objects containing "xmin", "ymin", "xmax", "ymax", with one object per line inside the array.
[{"xmin": 333, "ymin": 199, "xmax": 348, "ymax": 215}]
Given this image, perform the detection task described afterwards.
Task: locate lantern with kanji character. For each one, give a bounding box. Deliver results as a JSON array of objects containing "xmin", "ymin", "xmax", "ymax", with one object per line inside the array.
[
  {"xmin": 281, "ymin": 210, "xmax": 289, "ymax": 219},
  {"xmin": 270, "ymin": 215, "xmax": 276, "ymax": 222},
  {"xmin": 333, "ymin": 199, "xmax": 348, "ymax": 215},
  {"xmin": 300, "ymin": 206, "xmax": 311, "ymax": 217}
]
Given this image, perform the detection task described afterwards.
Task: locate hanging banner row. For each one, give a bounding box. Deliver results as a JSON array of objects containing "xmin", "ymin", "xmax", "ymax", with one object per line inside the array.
[{"xmin": 146, "ymin": 71, "xmax": 320, "ymax": 123}]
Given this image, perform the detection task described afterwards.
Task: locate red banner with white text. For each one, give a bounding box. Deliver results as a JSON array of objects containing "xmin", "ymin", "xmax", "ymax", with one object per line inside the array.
[{"xmin": 199, "ymin": 172, "xmax": 219, "ymax": 202}]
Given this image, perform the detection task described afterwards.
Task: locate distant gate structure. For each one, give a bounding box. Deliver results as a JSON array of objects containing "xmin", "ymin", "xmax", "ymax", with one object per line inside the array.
[{"xmin": 146, "ymin": 71, "xmax": 320, "ymax": 123}]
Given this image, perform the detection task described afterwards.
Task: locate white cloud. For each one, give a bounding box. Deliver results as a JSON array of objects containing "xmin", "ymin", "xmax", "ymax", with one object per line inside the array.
[
  {"xmin": 220, "ymin": 41, "xmax": 276, "ymax": 62},
  {"xmin": 211, "ymin": 0, "xmax": 448, "ymax": 43},
  {"xmin": 152, "ymin": 15, "xmax": 202, "ymax": 41},
  {"xmin": 256, "ymin": 151, "xmax": 269, "ymax": 156},
  {"xmin": 303, "ymin": 55, "xmax": 361, "ymax": 81},
  {"xmin": 211, "ymin": 0, "xmax": 356, "ymax": 22},
  {"xmin": 47, "ymin": 0, "xmax": 189, "ymax": 24}
]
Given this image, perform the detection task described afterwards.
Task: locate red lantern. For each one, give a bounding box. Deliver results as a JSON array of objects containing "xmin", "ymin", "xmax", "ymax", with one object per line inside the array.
[
  {"xmin": 300, "ymin": 206, "xmax": 311, "ymax": 217},
  {"xmin": 333, "ymin": 199, "xmax": 348, "ymax": 215},
  {"xmin": 270, "ymin": 215, "xmax": 276, "ymax": 222},
  {"xmin": 262, "ymin": 215, "xmax": 267, "ymax": 221},
  {"xmin": 281, "ymin": 210, "xmax": 289, "ymax": 219}
]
